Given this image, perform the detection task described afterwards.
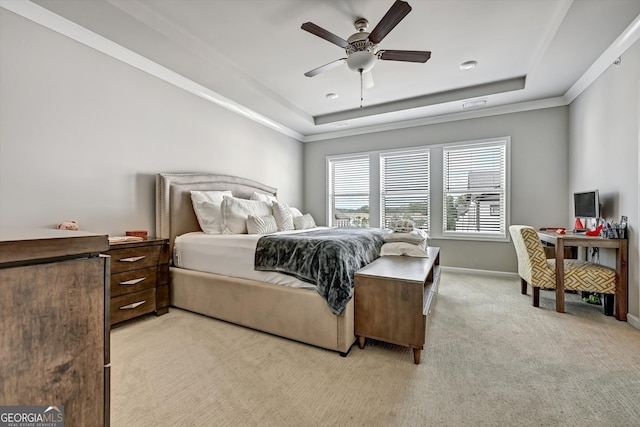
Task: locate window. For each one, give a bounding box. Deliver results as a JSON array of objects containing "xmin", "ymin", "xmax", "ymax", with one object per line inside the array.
[
  {"xmin": 380, "ymin": 149, "xmax": 430, "ymax": 230},
  {"xmin": 442, "ymin": 140, "xmax": 508, "ymax": 239},
  {"xmin": 327, "ymin": 155, "xmax": 370, "ymax": 227},
  {"xmin": 325, "ymin": 137, "xmax": 509, "ymax": 241}
]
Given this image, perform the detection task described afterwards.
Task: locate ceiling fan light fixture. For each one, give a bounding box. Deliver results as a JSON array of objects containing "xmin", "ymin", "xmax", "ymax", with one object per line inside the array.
[{"xmin": 346, "ymin": 51, "xmax": 377, "ymax": 73}]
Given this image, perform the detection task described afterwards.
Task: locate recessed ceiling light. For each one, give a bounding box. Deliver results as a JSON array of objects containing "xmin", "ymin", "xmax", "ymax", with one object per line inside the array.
[
  {"xmin": 460, "ymin": 60, "xmax": 478, "ymax": 70},
  {"xmin": 326, "ymin": 93, "xmax": 339, "ymax": 100}
]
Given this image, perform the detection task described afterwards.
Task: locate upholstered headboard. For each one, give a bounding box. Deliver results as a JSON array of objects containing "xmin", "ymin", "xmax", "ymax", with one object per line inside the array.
[{"xmin": 156, "ymin": 173, "xmax": 277, "ymax": 254}]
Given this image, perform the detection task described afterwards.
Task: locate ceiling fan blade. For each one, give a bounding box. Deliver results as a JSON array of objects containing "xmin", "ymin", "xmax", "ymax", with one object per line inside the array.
[
  {"xmin": 379, "ymin": 50, "xmax": 431, "ymax": 63},
  {"xmin": 363, "ymin": 70, "xmax": 374, "ymax": 89},
  {"xmin": 304, "ymin": 58, "xmax": 347, "ymax": 77},
  {"xmin": 368, "ymin": 0, "xmax": 412, "ymax": 45},
  {"xmin": 301, "ymin": 22, "xmax": 350, "ymax": 49}
]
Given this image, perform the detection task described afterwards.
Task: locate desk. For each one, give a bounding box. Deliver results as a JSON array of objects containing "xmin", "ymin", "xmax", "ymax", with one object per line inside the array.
[{"xmin": 537, "ymin": 231, "xmax": 628, "ymax": 321}]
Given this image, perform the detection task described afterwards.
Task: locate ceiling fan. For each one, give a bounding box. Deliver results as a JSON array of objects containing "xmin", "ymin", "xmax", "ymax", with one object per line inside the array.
[{"xmin": 301, "ymin": 0, "xmax": 431, "ymax": 92}]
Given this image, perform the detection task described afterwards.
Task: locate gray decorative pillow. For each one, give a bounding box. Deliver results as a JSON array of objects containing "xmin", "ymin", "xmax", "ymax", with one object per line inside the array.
[
  {"xmin": 293, "ymin": 213, "xmax": 316, "ymax": 230},
  {"xmin": 272, "ymin": 201, "xmax": 295, "ymax": 231},
  {"xmin": 246, "ymin": 215, "xmax": 278, "ymax": 235}
]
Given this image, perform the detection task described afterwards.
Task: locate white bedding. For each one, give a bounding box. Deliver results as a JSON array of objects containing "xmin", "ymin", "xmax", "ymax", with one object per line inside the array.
[{"xmin": 174, "ymin": 229, "xmax": 325, "ymax": 290}]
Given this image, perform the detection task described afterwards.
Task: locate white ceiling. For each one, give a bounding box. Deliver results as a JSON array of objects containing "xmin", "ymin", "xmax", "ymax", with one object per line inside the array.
[{"xmin": 14, "ymin": 0, "xmax": 640, "ymax": 141}]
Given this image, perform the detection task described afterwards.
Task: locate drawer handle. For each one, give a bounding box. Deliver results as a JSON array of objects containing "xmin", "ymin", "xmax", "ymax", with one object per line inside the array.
[
  {"xmin": 120, "ymin": 301, "xmax": 145, "ymax": 310},
  {"xmin": 119, "ymin": 256, "xmax": 146, "ymax": 263},
  {"xmin": 120, "ymin": 278, "xmax": 145, "ymax": 285}
]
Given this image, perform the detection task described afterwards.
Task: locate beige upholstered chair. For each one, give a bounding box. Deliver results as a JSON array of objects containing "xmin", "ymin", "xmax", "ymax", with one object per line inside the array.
[{"xmin": 509, "ymin": 225, "xmax": 616, "ymax": 315}]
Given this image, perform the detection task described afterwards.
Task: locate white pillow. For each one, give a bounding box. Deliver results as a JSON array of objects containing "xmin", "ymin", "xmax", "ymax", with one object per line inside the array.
[
  {"xmin": 250, "ymin": 192, "xmax": 277, "ymax": 203},
  {"xmin": 246, "ymin": 215, "xmax": 278, "ymax": 235},
  {"xmin": 380, "ymin": 242, "xmax": 429, "ymax": 258},
  {"xmin": 383, "ymin": 229, "xmax": 429, "ymax": 245},
  {"xmin": 289, "ymin": 207, "xmax": 303, "ymax": 217},
  {"xmin": 221, "ymin": 196, "xmax": 272, "ymax": 234},
  {"xmin": 272, "ymin": 201, "xmax": 295, "ymax": 231},
  {"xmin": 190, "ymin": 190, "xmax": 233, "ymax": 234},
  {"xmin": 293, "ymin": 213, "xmax": 316, "ymax": 230}
]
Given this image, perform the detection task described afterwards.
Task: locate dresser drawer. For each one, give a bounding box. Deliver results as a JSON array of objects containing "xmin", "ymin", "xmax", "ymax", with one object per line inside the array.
[
  {"xmin": 107, "ymin": 245, "xmax": 161, "ymax": 273},
  {"xmin": 110, "ymin": 288, "xmax": 156, "ymax": 325},
  {"xmin": 110, "ymin": 267, "xmax": 157, "ymax": 297}
]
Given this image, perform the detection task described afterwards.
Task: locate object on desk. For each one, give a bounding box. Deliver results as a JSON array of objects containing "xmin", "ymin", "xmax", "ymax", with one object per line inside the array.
[
  {"xmin": 600, "ymin": 222, "xmax": 626, "ymax": 239},
  {"xmin": 125, "ymin": 230, "xmax": 148, "ymax": 238},
  {"xmin": 108, "ymin": 235, "xmax": 144, "ymax": 243},
  {"xmin": 57, "ymin": 220, "xmax": 79, "ymax": 230},
  {"xmin": 585, "ymin": 225, "xmax": 603, "ymax": 236},
  {"xmin": 574, "ymin": 218, "xmax": 584, "ymax": 231},
  {"xmin": 556, "ymin": 228, "xmax": 566, "ymax": 235}
]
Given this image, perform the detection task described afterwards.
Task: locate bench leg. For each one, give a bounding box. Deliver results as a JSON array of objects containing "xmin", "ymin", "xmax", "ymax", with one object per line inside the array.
[
  {"xmin": 532, "ymin": 287, "xmax": 540, "ymax": 307},
  {"xmin": 521, "ymin": 278, "xmax": 527, "ymax": 295},
  {"xmin": 413, "ymin": 348, "xmax": 421, "ymax": 365}
]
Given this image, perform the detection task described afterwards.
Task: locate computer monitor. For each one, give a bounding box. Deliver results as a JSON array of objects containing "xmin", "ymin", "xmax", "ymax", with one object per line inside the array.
[{"xmin": 574, "ymin": 190, "xmax": 600, "ymax": 219}]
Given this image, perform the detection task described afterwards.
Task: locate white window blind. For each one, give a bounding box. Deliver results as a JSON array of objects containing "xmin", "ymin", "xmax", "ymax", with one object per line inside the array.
[
  {"xmin": 380, "ymin": 149, "xmax": 430, "ymax": 230},
  {"xmin": 328, "ymin": 155, "xmax": 370, "ymax": 227},
  {"xmin": 443, "ymin": 141, "xmax": 507, "ymax": 238}
]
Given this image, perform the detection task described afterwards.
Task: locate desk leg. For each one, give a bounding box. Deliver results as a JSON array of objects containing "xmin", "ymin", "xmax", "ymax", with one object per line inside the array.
[
  {"xmin": 615, "ymin": 240, "xmax": 628, "ymax": 321},
  {"xmin": 555, "ymin": 240, "xmax": 565, "ymax": 313}
]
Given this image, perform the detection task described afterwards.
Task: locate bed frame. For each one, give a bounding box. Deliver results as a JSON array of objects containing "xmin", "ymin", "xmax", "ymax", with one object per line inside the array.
[{"xmin": 156, "ymin": 173, "xmax": 355, "ymax": 354}]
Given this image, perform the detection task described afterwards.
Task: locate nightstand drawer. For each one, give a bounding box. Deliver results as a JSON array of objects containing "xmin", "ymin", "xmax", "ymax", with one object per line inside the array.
[
  {"xmin": 107, "ymin": 245, "xmax": 161, "ymax": 273},
  {"xmin": 110, "ymin": 288, "xmax": 156, "ymax": 324},
  {"xmin": 110, "ymin": 267, "xmax": 157, "ymax": 297}
]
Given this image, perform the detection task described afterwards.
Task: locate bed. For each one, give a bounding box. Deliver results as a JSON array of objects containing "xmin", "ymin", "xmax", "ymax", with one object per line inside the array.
[{"xmin": 156, "ymin": 172, "xmax": 380, "ymax": 355}]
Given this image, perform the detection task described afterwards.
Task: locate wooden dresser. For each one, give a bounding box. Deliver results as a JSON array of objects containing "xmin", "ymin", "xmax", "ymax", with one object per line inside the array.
[
  {"xmin": 354, "ymin": 247, "xmax": 441, "ymax": 364},
  {"xmin": 105, "ymin": 238, "xmax": 170, "ymax": 326},
  {"xmin": 0, "ymin": 228, "xmax": 110, "ymax": 426}
]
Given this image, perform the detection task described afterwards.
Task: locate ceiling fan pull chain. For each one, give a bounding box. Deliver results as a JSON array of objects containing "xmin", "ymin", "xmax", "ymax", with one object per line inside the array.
[{"xmin": 360, "ymin": 69, "xmax": 364, "ymax": 108}]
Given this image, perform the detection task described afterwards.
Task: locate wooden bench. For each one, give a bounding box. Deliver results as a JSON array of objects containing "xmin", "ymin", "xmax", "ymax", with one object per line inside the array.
[{"xmin": 354, "ymin": 247, "xmax": 441, "ymax": 364}]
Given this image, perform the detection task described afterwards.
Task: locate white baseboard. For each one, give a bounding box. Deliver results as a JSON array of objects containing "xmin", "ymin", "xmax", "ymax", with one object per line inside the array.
[
  {"xmin": 627, "ymin": 313, "xmax": 640, "ymax": 331},
  {"xmin": 441, "ymin": 266, "xmax": 519, "ymax": 279}
]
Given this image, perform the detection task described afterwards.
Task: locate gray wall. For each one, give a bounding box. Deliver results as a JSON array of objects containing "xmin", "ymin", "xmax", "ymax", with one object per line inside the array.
[
  {"xmin": 0, "ymin": 10, "xmax": 303, "ymax": 236},
  {"xmin": 304, "ymin": 107, "xmax": 570, "ymax": 272},
  {"xmin": 568, "ymin": 39, "xmax": 640, "ymax": 322}
]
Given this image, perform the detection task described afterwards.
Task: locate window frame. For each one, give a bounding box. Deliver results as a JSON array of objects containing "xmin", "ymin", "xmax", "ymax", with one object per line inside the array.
[
  {"xmin": 326, "ymin": 154, "xmax": 371, "ymax": 228},
  {"xmin": 441, "ymin": 138, "xmax": 510, "ymax": 242},
  {"xmin": 379, "ymin": 148, "xmax": 430, "ymax": 232}
]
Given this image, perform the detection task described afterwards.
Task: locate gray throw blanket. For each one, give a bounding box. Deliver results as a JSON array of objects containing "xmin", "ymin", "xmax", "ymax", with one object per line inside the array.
[{"xmin": 254, "ymin": 227, "xmax": 386, "ymax": 315}]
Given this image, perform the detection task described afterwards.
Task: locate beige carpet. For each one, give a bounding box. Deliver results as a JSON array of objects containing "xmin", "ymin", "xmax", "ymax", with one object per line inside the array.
[{"xmin": 110, "ymin": 271, "xmax": 640, "ymax": 426}]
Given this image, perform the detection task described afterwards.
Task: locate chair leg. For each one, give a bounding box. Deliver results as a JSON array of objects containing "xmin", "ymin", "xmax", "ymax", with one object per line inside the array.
[
  {"xmin": 603, "ymin": 294, "xmax": 615, "ymax": 316},
  {"xmin": 532, "ymin": 287, "xmax": 540, "ymax": 307},
  {"xmin": 521, "ymin": 278, "xmax": 528, "ymax": 295}
]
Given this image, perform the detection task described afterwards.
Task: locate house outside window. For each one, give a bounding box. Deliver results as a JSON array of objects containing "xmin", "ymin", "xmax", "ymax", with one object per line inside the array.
[
  {"xmin": 443, "ymin": 139, "xmax": 509, "ymax": 240},
  {"xmin": 327, "ymin": 155, "xmax": 370, "ymax": 227}
]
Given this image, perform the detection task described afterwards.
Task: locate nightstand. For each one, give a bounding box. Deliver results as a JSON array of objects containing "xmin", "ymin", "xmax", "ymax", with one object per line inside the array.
[{"xmin": 105, "ymin": 237, "xmax": 170, "ymax": 326}]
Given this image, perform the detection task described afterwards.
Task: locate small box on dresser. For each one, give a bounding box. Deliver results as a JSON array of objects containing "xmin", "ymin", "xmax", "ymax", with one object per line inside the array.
[{"xmin": 106, "ymin": 237, "xmax": 170, "ymax": 326}]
